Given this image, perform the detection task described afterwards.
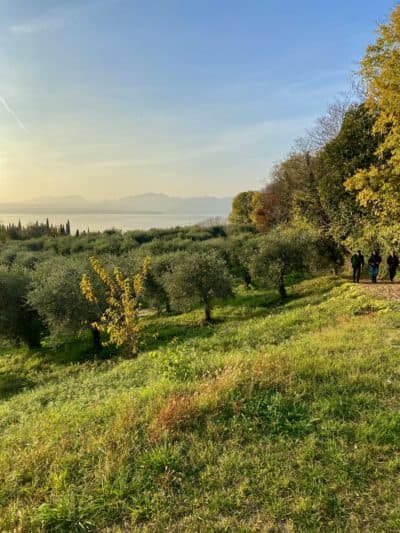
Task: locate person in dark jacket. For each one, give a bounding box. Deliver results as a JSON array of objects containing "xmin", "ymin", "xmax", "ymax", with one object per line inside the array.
[
  {"xmin": 351, "ymin": 250, "xmax": 364, "ymax": 283},
  {"xmin": 387, "ymin": 251, "xmax": 399, "ymax": 282},
  {"xmin": 368, "ymin": 250, "xmax": 382, "ymax": 283}
]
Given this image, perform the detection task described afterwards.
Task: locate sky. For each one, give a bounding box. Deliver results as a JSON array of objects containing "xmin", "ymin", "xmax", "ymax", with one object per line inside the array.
[{"xmin": 0, "ymin": 0, "xmax": 397, "ymax": 202}]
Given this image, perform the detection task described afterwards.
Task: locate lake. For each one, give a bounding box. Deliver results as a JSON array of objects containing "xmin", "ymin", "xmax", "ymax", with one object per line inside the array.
[{"xmin": 0, "ymin": 213, "xmax": 226, "ymax": 233}]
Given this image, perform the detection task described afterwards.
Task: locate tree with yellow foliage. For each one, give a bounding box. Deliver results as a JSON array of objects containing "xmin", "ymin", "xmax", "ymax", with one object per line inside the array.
[
  {"xmin": 229, "ymin": 191, "xmax": 261, "ymax": 225},
  {"xmin": 81, "ymin": 257, "xmax": 149, "ymax": 356},
  {"xmin": 345, "ymin": 5, "xmax": 400, "ymax": 221}
]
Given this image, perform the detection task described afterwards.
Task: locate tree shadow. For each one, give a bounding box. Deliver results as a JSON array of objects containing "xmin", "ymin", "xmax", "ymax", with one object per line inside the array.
[
  {"xmin": 0, "ymin": 341, "xmax": 113, "ymax": 402},
  {"xmin": 34, "ymin": 336, "xmax": 116, "ymax": 366},
  {"xmin": 224, "ymin": 282, "xmax": 337, "ymax": 325},
  {"xmin": 142, "ymin": 281, "xmax": 338, "ymax": 351},
  {"xmin": 143, "ymin": 319, "xmax": 218, "ymax": 351},
  {"xmin": 0, "ymin": 372, "xmax": 35, "ymax": 400},
  {"xmin": 14, "ymin": 278, "xmax": 341, "ymax": 367}
]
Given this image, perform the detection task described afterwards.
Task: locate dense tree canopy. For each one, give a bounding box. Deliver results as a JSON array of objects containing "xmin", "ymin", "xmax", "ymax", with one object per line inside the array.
[
  {"xmin": 229, "ymin": 191, "xmax": 261, "ymax": 225},
  {"xmin": 316, "ymin": 103, "xmax": 379, "ymax": 241},
  {"xmin": 235, "ymin": 18, "xmax": 400, "ymax": 255},
  {"xmin": 345, "ymin": 5, "xmax": 400, "ymax": 221}
]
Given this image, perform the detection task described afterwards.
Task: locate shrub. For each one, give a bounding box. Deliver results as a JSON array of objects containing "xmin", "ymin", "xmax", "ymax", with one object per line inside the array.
[
  {"xmin": 81, "ymin": 256, "xmax": 149, "ymax": 356},
  {"xmin": 0, "ymin": 267, "xmax": 45, "ymax": 348}
]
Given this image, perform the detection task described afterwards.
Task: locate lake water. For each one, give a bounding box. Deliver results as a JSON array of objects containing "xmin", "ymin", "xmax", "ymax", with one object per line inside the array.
[{"xmin": 0, "ymin": 213, "xmax": 226, "ymax": 233}]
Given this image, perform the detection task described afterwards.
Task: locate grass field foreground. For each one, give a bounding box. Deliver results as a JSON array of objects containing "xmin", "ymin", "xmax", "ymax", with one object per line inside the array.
[{"xmin": 1, "ymin": 276, "xmax": 400, "ymax": 531}]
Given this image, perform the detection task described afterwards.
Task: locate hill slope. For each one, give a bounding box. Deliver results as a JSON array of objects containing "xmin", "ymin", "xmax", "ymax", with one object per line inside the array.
[{"xmin": 1, "ymin": 277, "xmax": 400, "ymax": 531}]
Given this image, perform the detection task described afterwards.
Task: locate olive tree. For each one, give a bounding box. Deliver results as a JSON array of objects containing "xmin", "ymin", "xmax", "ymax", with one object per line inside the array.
[
  {"xmin": 225, "ymin": 235, "xmax": 260, "ymax": 289},
  {"xmin": 142, "ymin": 253, "xmax": 177, "ymax": 313},
  {"xmin": 251, "ymin": 226, "xmax": 316, "ymax": 299},
  {"xmin": 0, "ymin": 267, "xmax": 45, "ymax": 348},
  {"xmin": 28, "ymin": 256, "xmax": 105, "ymax": 351},
  {"xmin": 164, "ymin": 250, "xmax": 233, "ymax": 322}
]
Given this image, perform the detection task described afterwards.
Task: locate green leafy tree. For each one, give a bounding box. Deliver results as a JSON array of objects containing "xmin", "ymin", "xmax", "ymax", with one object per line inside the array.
[
  {"xmin": 251, "ymin": 226, "xmax": 316, "ymax": 299},
  {"xmin": 164, "ymin": 250, "xmax": 233, "ymax": 322},
  {"xmin": 225, "ymin": 235, "xmax": 260, "ymax": 289},
  {"xmin": 142, "ymin": 253, "xmax": 177, "ymax": 313},
  {"xmin": 28, "ymin": 256, "xmax": 105, "ymax": 351},
  {"xmin": 0, "ymin": 267, "xmax": 45, "ymax": 348},
  {"xmin": 316, "ymin": 103, "xmax": 379, "ymax": 241}
]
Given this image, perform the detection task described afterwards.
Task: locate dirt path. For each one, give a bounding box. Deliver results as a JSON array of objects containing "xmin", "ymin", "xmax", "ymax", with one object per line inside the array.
[{"xmin": 355, "ymin": 279, "xmax": 400, "ymax": 301}]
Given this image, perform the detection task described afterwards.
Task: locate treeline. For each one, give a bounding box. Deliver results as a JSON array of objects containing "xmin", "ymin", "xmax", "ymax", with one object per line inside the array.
[
  {"xmin": 0, "ymin": 219, "xmax": 72, "ymax": 241},
  {"xmin": 230, "ymin": 5, "xmax": 400, "ymax": 258},
  {"xmin": 0, "ymin": 224, "xmax": 232, "ymax": 267}
]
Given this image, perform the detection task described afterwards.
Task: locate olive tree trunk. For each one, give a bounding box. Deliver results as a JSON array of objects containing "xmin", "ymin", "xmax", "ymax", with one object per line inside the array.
[
  {"xmin": 278, "ymin": 271, "xmax": 287, "ymax": 299},
  {"xmin": 90, "ymin": 325, "xmax": 102, "ymax": 351},
  {"xmin": 204, "ymin": 301, "xmax": 212, "ymax": 323}
]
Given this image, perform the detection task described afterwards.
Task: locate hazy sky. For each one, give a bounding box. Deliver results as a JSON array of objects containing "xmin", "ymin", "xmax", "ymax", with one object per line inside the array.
[{"xmin": 0, "ymin": 0, "xmax": 396, "ymax": 201}]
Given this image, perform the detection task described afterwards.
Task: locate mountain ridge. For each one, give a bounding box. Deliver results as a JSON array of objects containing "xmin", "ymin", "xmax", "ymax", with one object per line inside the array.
[{"xmin": 0, "ymin": 194, "xmax": 232, "ymax": 215}]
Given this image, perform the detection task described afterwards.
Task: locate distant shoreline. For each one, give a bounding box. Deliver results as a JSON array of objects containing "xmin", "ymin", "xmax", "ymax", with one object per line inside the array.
[
  {"xmin": 0, "ymin": 212, "xmax": 228, "ymax": 232},
  {"xmin": 0, "ymin": 209, "xmax": 229, "ymax": 216},
  {"xmin": 0, "ymin": 209, "xmax": 163, "ymax": 215}
]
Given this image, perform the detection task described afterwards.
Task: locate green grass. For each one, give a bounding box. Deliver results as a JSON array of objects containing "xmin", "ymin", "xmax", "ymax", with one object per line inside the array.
[{"xmin": 2, "ymin": 276, "xmax": 400, "ymax": 531}]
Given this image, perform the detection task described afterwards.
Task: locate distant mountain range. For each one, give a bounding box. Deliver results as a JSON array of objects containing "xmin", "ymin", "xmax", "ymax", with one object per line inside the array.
[{"xmin": 0, "ymin": 194, "xmax": 232, "ymax": 216}]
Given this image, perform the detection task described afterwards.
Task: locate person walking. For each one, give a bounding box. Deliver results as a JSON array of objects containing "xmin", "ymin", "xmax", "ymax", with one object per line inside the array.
[
  {"xmin": 351, "ymin": 250, "xmax": 364, "ymax": 283},
  {"xmin": 387, "ymin": 251, "xmax": 399, "ymax": 282},
  {"xmin": 368, "ymin": 250, "xmax": 382, "ymax": 283}
]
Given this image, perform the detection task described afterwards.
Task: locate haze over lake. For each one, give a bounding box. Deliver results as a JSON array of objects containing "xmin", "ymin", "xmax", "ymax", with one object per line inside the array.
[
  {"xmin": 0, "ymin": 213, "xmax": 224, "ymax": 233},
  {"xmin": 0, "ymin": 194, "xmax": 230, "ymax": 232}
]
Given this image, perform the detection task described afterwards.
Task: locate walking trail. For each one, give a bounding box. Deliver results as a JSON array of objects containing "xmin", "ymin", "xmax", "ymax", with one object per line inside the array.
[{"xmin": 356, "ymin": 279, "xmax": 400, "ymax": 301}]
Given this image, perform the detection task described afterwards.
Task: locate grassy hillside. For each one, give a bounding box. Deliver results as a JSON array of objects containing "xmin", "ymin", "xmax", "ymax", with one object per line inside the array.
[{"xmin": 1, "ymin": 277, "xmax": 400, "ymax": 531}]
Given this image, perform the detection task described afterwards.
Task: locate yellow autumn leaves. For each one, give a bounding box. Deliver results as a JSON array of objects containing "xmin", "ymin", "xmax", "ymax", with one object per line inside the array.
[
  {"xmin": 80, "ymin": 256, "xmax": 150, "ymax": 356},
  {"xmin": 345, "ymin": 5, "xmax": 400, "ymax": 221}
]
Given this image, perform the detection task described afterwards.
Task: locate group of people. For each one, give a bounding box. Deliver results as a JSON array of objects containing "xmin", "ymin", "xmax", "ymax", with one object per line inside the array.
[{"xmin": 351, "ymin": 250, "xmax": 399, "ymax": 283}]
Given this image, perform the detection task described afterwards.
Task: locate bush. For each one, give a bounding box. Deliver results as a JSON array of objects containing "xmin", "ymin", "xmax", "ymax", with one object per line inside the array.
[
  {"xmin": 81, "ymin": 256, "xmax": 149, "ymax": 355},
  {"xmin": 0, "ymin": 267, "xmax": 45, "ymax": 348}
]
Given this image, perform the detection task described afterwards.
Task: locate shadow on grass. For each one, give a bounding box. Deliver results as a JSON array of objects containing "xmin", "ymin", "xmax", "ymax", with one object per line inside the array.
[
  {"xmin": 143, "ymin": 319, "xmax": 217, "ymax": 352},
  {"xmin": 143, "ymin": 279, "xmax": 340, "ymax": 351},
  {"xmin": 14, "ymin": 276, "xmax": 341, "ymax": 367},
  {"xmin": 0, "ymin": 340, "xmax": 116, "ymax": 401},
  {"xmin": 0, "ymin": 372, "xmax": 35, "ymax": 400},
  {"xmin": 36, "ymin": 336, "xmax": 117, "ymax": 366},
  {"xmin": 141, "ymin": 291, "xmax": 285, "ymax": 352},
  {"xmin": 224, "ymin": 281, "xmax": 338, "ymax": 326}
]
